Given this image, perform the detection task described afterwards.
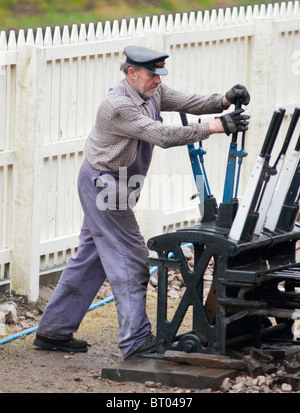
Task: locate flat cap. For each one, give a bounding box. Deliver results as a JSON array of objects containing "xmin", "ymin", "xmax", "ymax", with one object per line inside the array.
[{"xmin": 124, "ymin": 45, "xmax": 169, "ymax": 76}]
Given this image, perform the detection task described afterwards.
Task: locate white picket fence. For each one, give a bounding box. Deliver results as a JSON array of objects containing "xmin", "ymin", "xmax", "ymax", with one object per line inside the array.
[{"xmin": 0, "ymin": 1, "xmax": 300, "ymax": 302}]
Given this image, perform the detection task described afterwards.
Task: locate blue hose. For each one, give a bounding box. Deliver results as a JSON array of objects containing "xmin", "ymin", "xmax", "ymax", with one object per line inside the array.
[
  {"xmin": 0, "ymin": 243, "xmax": 193, "ymax": 345},
  {"xmin": 0, "ymin": 325, "xmax": 39, "ymax": 345},
  {"xmin": 0, "ymin": 295, "xmax": 115, "ymax": 345}
]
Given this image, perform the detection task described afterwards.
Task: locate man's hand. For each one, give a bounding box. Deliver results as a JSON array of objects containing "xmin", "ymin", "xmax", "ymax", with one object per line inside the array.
[
  {"xmin": 209, "ymin": 118, "xmax": 225, "ymax": 134},
  {"xmin": 225, "ymin": 84, "xmax": 250, "ymax": 106},
  {"xmin": 218, "ymin": 108, "xmax": 250, "ymax": 135}
]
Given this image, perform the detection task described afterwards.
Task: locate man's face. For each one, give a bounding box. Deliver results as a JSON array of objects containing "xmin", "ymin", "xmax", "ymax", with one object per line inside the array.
[{"xmin": 129, "ymin": 67, "xmax": 162, "ymax": 99}]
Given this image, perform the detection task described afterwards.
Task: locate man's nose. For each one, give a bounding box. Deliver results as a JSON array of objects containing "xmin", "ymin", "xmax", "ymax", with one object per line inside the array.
[{"xmin": 154, "ymin": 75, "xmax": 161, "ymax": 84}]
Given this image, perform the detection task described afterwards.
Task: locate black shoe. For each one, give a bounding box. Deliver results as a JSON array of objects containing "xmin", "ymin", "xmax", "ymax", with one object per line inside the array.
[
  {"xmin": 124, "ymin": 334, "xmax": 156, "ymax": 360},
  {"xmin": 34, "ymin": 335, "xmax": 88, "ymax": 353}
]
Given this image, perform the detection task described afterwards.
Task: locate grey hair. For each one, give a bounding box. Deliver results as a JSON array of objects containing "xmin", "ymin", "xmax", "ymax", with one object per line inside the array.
[{"xmin": 120, "ymin": 61, "xmax": 141, "ymax": 74}]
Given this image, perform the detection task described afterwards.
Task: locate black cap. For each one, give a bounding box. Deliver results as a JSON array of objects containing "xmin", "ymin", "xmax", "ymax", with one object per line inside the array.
[{"xmin": 124, "ymin": 45, "xmax": 169, "ymax": 76}]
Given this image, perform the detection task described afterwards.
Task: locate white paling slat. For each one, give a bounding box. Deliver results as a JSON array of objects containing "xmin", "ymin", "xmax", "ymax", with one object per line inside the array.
[
  {"xmin": 0, "ymin": 61, "xmax": 6, "ymax": 150},
  {"xmin": 0, "ymin": 165, "xmax": 5, "ymax": 251},
  {"xmin": 56, "ymin": 154, "xmax": 65, "ymax": 238}
]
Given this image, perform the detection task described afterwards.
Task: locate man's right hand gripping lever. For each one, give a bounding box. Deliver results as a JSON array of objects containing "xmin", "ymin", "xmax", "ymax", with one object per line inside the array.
[{"xmin": 218, "ymin": 108, "xmax": 250, "ymax": 135}]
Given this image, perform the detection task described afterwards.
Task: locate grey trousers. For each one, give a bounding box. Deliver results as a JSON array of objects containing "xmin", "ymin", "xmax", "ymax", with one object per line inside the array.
[{"xmin": 36, "ymin": 159, "xmax": 152, "ymax": 359}]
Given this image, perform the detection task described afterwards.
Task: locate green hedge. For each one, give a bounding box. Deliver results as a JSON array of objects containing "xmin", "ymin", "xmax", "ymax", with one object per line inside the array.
[{"xmin": 0, "ymin": 0, "xmax": 264, "ymax": 31}]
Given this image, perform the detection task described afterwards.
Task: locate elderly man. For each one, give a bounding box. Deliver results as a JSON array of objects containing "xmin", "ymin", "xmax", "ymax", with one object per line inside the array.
[{"xmin": 34, "ymin": 45, "xmax": 250, "ymax": 360}]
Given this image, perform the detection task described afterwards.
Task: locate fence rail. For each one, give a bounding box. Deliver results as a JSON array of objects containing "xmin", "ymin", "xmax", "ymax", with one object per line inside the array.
[{"xmin": 0, "ymin": 1, "xmax": 300, "ymax": 301}]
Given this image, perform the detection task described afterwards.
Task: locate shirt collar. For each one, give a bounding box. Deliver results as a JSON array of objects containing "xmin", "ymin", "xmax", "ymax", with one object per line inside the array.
[{"xmin": 123, "ymin": 78, "xmax": 149, "ymax": 106}]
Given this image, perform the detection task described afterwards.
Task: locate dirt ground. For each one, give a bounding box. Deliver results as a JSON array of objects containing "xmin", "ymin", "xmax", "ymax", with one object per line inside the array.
[
  {"xmin": 0, "ymin": 283, "xmax": 201, "ymax": 394},
  {"xmin": 0, "ymin": 281, "xmax": 299, "ymax": 395}
]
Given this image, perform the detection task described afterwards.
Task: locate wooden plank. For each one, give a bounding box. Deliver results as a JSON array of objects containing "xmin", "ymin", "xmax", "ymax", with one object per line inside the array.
[
  {"xmin": 42, "ymin": 137, "xmax": 85, "ymax": 158},
  {"xmin": 242, "ymin": 355, "xmax": 264, "ymax": 378},
  {"xmin": 0, "ymin": 50, "xmax": 17, "ymax": 67},
  {"xmin": 168, "ymin": 24, "xmax": 254, "ymax": 46},
  {"xmin": 0, "ymin": 249, "xmax": 10, "ymax": 265},
  {"xmin": 43, "ymin": 37, "xmax": 143, "ymax": 62},
  {"xmin": 101, "ymin": 357, "xmax": 239, "ymax": 390},
  {"xmin": 0, "ymin": 150, "xmax": 14, "ymax": 167},
  {"xmin": 163, "ymin": 350, "xmax": 246, "ymax": 370},
  {"xmin": 39, "ymin": 233, "xmax": 80, "ymax": 255}
]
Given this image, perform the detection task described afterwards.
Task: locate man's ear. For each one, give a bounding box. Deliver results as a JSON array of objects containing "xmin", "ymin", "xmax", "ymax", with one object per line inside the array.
[{"xmin": 127, "ymin": 66, "xmax": 137, "ymax": 79}]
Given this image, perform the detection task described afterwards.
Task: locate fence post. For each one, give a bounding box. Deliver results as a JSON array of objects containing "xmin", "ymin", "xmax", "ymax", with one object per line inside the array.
[
  {"xmin": 245, "ymin": 17, "xmax": 279, "ymax": 180},
  {"xmin": 10, "ymin": 44, "xmax": 46, "ymax": 303}
]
